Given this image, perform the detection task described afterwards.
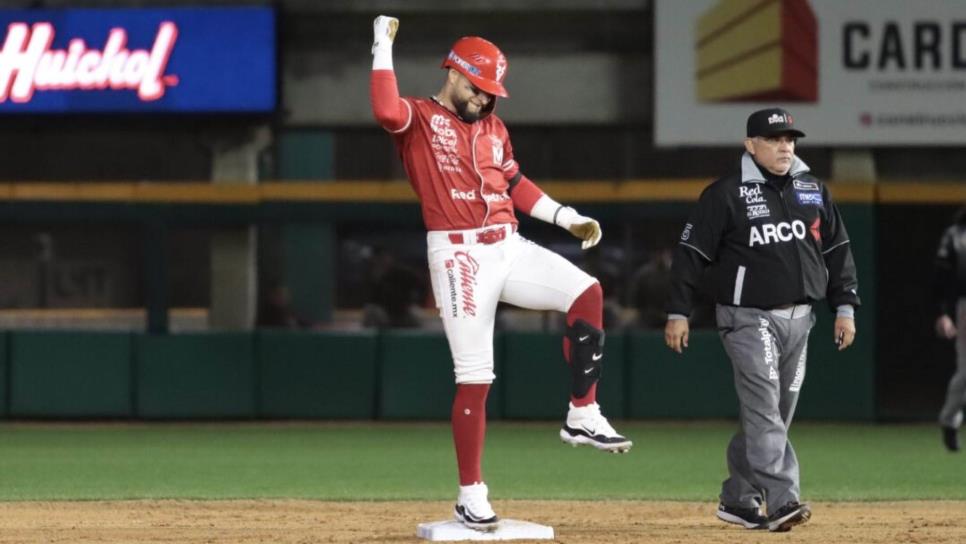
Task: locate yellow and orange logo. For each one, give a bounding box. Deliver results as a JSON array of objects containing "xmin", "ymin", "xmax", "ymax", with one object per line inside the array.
[{"xmin": 695, "ymin": 0, "xmax": 817, "ymax": 102}]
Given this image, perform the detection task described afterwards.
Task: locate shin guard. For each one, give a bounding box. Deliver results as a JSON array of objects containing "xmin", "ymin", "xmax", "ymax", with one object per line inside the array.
[{"xmin": 566, "ymin": 319, "xmax": 605, "ymax": 399}]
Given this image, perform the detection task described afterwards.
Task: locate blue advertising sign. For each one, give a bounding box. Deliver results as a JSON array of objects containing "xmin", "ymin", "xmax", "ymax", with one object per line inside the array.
[{"xmin": 0, "ymin": 7, "xmax": 276, "ymax": 113}]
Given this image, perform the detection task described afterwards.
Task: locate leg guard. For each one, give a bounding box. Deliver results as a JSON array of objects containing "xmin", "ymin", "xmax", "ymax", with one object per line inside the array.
[{"xmin": 567, "ymin": 319, "xmax": 605, "ymax": 398}]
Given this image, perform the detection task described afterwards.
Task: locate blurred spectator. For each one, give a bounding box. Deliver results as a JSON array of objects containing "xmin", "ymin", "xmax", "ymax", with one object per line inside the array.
[
  {"xmin": 257, "ymin": 284, "xmax": 315, "ymax": 329},
  {"xmin": 362, "ymin": 245, "xmax": 426, "ymax": 329},
  {"xmin": 630, "ymin": 247, "xmax": 713, "ymax": 329},
  {"xmin": 934, "ymin": 206, "xmax": 966, "ymax": 452},
  {"xmin": 580, "ymin": 246, "xmax": 625, "ymax": 330}
]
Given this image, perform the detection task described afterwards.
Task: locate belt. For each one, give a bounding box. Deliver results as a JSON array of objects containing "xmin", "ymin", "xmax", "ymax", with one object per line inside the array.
[
  {"xmin": 447, "ymin": 224, "xmax": 515, "ymax": 245},
  {"xmin": 769, "ymin": 303, "xmax": 812, "ymax": 319}
]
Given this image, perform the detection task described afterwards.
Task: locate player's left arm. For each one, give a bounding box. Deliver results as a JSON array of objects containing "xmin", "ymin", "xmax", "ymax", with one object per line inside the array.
[
  {"xmin": 509, "ymin": 176, "xmax": 601, "ymax": 249},
  {"xmin": 503, "ymin": 135, "xmax": 601, "ymax": 250},
  {"xmin": 819, "ymin": 183, "xmax": 860, "ymax": 350}
]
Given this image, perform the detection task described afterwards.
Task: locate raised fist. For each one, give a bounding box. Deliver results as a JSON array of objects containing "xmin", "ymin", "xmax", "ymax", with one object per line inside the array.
[{"xmin": 372, "ymin": 15, "xmax": 399, "ymax": 53}]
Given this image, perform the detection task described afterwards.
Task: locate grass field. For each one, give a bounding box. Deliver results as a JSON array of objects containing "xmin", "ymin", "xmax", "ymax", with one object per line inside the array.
[{"xmin": 0, "ymin": 420, "xmax": 962, "ymax": 502}]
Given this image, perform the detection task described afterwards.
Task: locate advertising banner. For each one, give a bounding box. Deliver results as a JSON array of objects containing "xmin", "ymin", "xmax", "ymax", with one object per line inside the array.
[
  {"xmin": 656, "ymin": 0, "xmax": 966, "ymax": 145},
  {"xmin": 0, "ymin": 7, "xmax": 275, "ymax": 113}
]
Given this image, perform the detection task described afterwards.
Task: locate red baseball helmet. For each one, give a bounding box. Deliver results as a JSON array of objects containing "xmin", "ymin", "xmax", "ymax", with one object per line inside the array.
[{"xmin": 441, "ymin": 36, "xmax": 509, "ymax": 98}]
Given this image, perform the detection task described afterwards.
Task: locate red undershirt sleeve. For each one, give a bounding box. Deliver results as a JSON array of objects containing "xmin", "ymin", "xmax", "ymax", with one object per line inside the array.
[
  {"xmin": 370, "ymin": 70, "xmax": 411, "ymax": 133},
  {"xmin": 510, "ymin": 176, "xmax": 545, "ymax": 215}
]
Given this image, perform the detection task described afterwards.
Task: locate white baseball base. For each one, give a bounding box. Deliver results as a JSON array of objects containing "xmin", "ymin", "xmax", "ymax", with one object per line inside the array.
[{"xmin": 416, "ymin": 519, "xmax": 554, "ymax": 541}]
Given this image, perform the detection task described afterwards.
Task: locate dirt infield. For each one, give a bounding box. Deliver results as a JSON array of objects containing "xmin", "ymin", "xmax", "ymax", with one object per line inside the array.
[{"xmin": 0, "ymin": 500, "xmax": 963, "ymax": 543}]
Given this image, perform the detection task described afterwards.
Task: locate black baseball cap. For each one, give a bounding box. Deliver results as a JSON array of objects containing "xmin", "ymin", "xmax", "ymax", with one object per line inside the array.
[{"xmin": 746, "ymin": 108, "xmax": 806, "ymax": 138}]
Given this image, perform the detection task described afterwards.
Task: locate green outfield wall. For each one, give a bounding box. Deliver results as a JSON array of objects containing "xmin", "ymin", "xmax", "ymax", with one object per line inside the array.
[
  {"xmin": 0, "ymin": 327, "xmax": 875, "ymax": 421},
  {"xmin": 258, "ymin": 330, "xmax": 378, "ymax": 419},
  {"xmin": 10, "ymin": 331, "xmax": 132, "ymax": 417}
]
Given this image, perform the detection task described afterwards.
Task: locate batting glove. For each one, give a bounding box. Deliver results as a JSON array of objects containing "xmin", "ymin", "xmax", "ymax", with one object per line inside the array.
[
  {"xmin": 555, "ymin": 206, "xmax": 603, "ymax": 250},
  {"xmin": 569, "ymin": 217, "xmax": 603, "ymax": 250},
  {"xmin": 372, "ymin": 15, "xmax": 399, "ymax": 54}
]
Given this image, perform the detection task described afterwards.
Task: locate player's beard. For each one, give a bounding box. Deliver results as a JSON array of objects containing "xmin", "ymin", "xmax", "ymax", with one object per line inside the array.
[{"xmin": 454, "ymin": 96, "xmax": 483, "ymax": 122}]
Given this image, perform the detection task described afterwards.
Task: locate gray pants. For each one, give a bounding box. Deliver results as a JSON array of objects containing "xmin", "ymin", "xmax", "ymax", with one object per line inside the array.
[
  {"xmin": 716, "ymin": 304, "xmax": 815, "ymax": 512},
  {"xmin": 939, "ymin": 298, "xmax": 966, "ymax": 429}
]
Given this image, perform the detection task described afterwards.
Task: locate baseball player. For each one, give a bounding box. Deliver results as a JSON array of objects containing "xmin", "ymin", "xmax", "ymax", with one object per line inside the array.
[
  {"xmin": 934, "ymin": 207, "xmax": 966, "ymax": 452},
  {"xmin": 665, "ymin": 108, "xmax": 860, "ymax": 532},
  {"xmin": 369, "ymin": 16, "xmax": 631, "ymax": 531}
]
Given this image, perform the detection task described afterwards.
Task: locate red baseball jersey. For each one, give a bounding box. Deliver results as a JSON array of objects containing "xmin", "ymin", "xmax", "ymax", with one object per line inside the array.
[{"xmin": 383, "ymin": 99, "xmax": 520, "ymax": 231}]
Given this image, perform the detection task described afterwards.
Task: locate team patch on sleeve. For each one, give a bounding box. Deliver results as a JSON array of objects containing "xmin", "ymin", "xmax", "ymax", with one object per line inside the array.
[
  {"xmin": 793, "ymin": 179, "xmax": 820, "ymax": 191},
  {"xmin": 796, "ymin": 192, "xmax": 823, "ymax": 206}
]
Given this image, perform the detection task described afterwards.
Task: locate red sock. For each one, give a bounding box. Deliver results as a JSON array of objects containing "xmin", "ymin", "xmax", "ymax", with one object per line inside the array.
[
  {"xmin": 565, "ymin": 283, "xmax": 603, "ymax": 407},
  {"xmin": 452, "ymin": 383, "xmax": 489, "ymax": 486}
]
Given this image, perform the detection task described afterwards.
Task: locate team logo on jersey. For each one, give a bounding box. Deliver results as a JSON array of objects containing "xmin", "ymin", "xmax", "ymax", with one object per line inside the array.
[
  {"xmin": 680, "ymin": 223, "xmax": 693, "ymax": 241},
  {"xmin": 749, "ymin": 220, "xmax": 807, "ymax": 247},
  {"xmin": 796, "ymin": 192, "xmax": 823, "ymax": 206},
  {"xmin": 490, "ymin": 135, "xmax": 504, "ymax": 166},
  {"xmin": 739, "ymin": 185, "xmax": 766, "ymax": 204},
  {"xmin": 746, "ymin": 204, "xmax": 770, "ymax": 219},
  {"xmin": 430, "ymin": 114, "xmax": 461, "ymax": 174},
  {"xmin": 809, "ymin": 216, "xmax": 821, "ymax": 242}
]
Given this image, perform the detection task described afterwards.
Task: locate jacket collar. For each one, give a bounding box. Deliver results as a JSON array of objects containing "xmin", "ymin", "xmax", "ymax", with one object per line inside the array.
[{"xmin": 740, "ymin": 152, "xmax": 810, "ymax": 184}]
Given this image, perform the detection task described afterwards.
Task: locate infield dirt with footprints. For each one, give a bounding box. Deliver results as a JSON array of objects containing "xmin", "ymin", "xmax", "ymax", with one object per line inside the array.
[{"xmin": 0, "ymin": 500, "xmax": 963, "ymax": 543}]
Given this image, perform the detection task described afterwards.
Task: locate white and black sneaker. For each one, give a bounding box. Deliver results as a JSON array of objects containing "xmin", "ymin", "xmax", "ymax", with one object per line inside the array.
[
  {"xmin": 716, "ymin": 502, "xmax": 767, "ymax": 529},
  {"xmin": 453, "ymin": 482, "xmax": 499, "ymax": 532},
  {"xmin": 766, "ymin": 501, "xmax": 811, "ymax": 532},
  {"xmin": 560, "ymin": 402, "xmax": 632, "ymax": 453}
]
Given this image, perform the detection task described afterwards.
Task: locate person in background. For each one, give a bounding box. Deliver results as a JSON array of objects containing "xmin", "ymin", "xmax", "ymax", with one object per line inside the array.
[
  {"xmin": 934, "ymin": 206, "xmax": 966, "ymax": 452},
  {"xmin": 257, "ymin": 284, "xmax": 315, "ymax": 329},
  {"xmin": 631, "ymin": 247, "xmax": 714, "ymax": 329},
  {"xmin": 362, "ymin": 245, "xmax": 427, "ymax": 329}
]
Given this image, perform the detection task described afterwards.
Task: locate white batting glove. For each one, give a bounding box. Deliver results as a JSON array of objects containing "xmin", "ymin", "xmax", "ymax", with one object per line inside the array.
[
  {"xmin": 372, "ymin": 15, "xmax": 399, "ymax": 54},
  {"xmin": 555, "ymin": 206, "xmax": 603, "ymax": 250}
]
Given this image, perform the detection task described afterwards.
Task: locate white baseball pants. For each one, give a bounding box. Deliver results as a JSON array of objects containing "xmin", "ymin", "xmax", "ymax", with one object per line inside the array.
[{"xmin": 427, "ymin": 223, "xmax": 597, "ymax": 384}]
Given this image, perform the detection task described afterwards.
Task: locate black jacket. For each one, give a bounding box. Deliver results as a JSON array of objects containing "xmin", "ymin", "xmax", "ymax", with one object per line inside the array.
[
  {"xmin": 667, "ymin": 153, "xmax": 861, "ymax": 315},
  {"xmin": 934, "ymin": 209, "xmax": 966, "ymax": 317}
]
